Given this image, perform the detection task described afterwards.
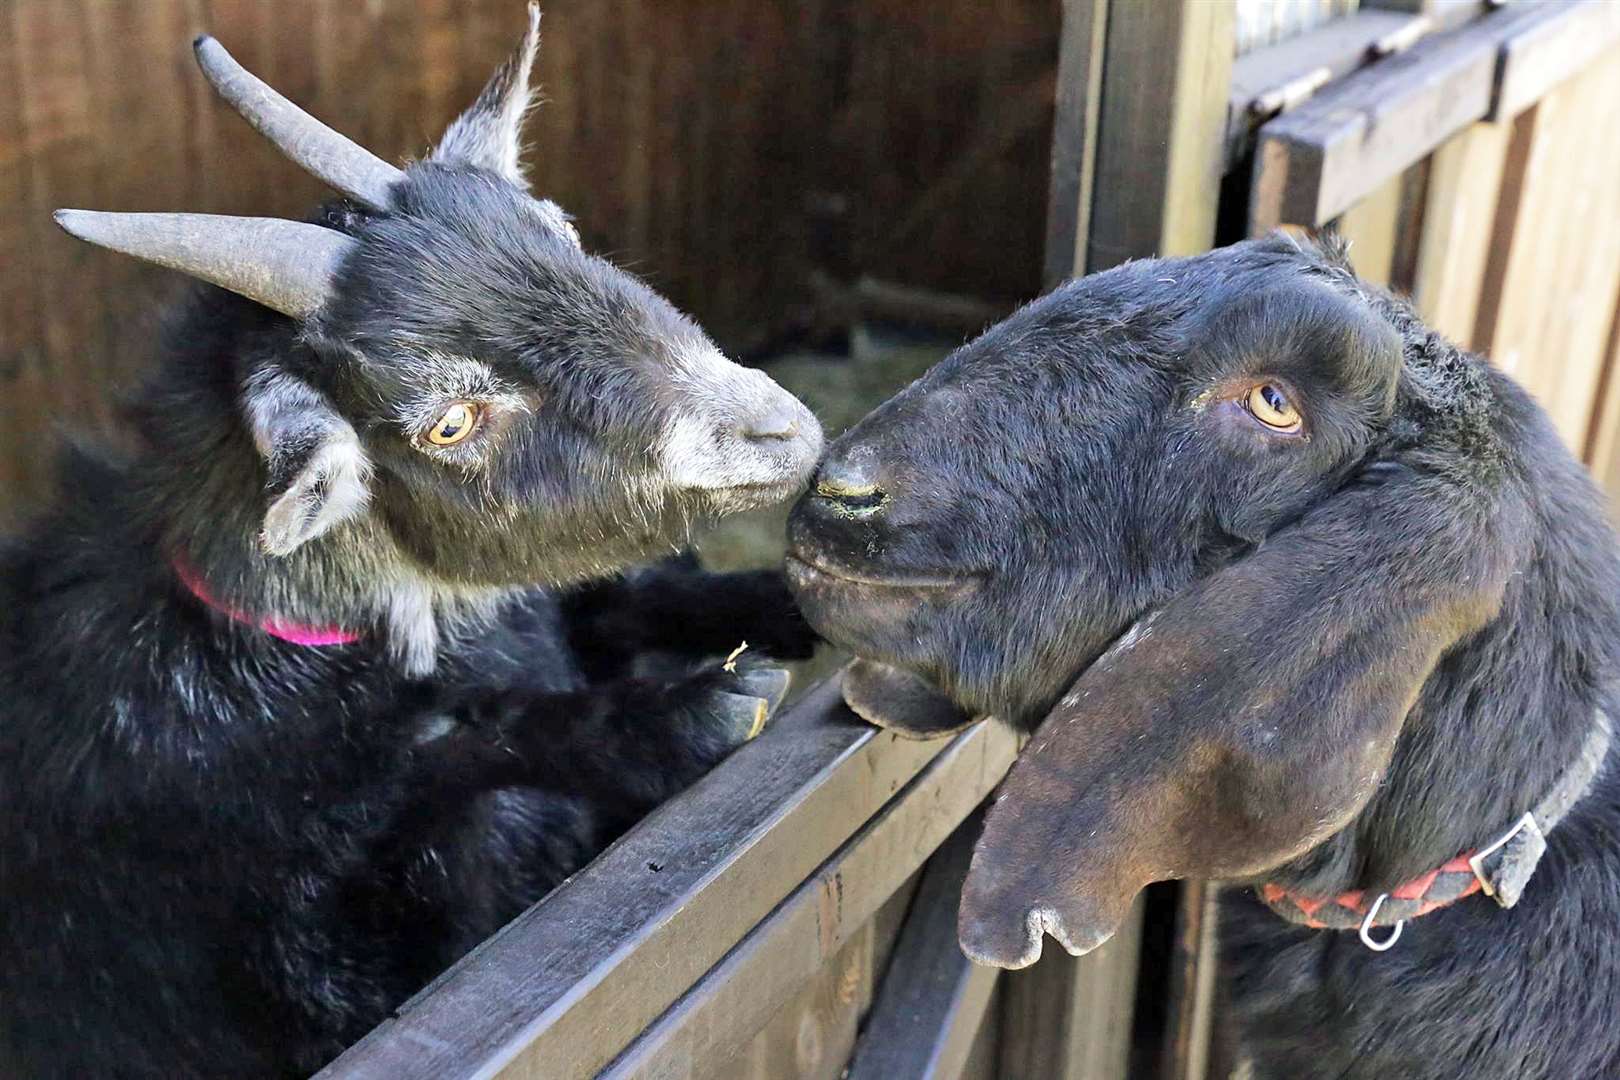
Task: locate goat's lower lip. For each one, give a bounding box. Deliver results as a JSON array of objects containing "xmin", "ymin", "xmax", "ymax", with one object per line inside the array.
[
  {"xmin": 694, "ymin": 478, "xmax": 803, "ymax": 501},
  {"xmin": 785, "ymin": 552, "xmax": 971, "ymax": 591}
]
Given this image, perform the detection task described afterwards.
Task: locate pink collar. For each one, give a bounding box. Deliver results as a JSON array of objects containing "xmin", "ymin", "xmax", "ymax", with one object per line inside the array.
[{"xmin": 172, "ymin": 553, "xmax": 362, "ymax": 647}]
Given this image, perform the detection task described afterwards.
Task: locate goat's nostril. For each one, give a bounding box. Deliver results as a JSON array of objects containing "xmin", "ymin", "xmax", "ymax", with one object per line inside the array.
[
  {"xmin": 740, "ymin": 400, "xmax": 801, "ymax": 442},
  {"xmin": 813, "ymin": 453, "xmax": 887, "ymax": 513}
]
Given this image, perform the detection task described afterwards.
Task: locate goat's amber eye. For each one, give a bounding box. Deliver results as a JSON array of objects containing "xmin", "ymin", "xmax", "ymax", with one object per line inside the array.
[
  {"xmin": 426, "ymin": 402, "xmax": 480, "ymax": 446},
  {"xmin": 1246, "ymin": 384, "xmax": 1302, "ymax": 433}
]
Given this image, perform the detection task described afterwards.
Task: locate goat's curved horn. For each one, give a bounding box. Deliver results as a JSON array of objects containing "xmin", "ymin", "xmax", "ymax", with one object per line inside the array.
[
  {"xmin": 194, "ymin": 36, "xmax": 403, "ymax": 210},
  {"xmin": 54, "ymin": 210, "xmax": 356, "ymax": 319}
]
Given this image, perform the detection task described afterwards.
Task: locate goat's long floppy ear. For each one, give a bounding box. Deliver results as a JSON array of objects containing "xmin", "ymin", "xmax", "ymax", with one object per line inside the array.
[
  {"xmin": 431, "ymin": 3, "xmax": 541, "ymax": 185},
  {"xmin": 958, "ymin": 457, "xmax": 1524, "ymax": 969},
  {"xmin": 243, "ymin": 370, "xmax": 372, "ymax": 556}
]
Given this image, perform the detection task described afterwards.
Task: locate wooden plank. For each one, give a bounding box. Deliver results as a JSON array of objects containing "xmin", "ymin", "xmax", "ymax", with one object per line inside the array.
[
  {"xmin": 1583, "ymin": 289, "xmax": 1620, "ymax": 513},
  {"xmin": 714, "ymin": 874, "xmax": 922, "ymax": 1080},
  {"xmin": 1473, "ymin": 51, "xmax": 1620, "ymax": 451},
  {"xmin": 1386, "ymin": 158, "xmax": 1430, "ymax": 298},
  {"xmin": 1227, "ymin": 9, "xmax": 1420, "ymax": 165},
  {"xmin": 320, "ymin": 675, "xmax": 958, "ymax": 1080},
  {"xmin": 846, "ymin": 812, "xmax": 998, "ymax": 1080},
  {"xmin": 1236, "ymin": 0, "xmax": 1364, "ymax": 56},
  {"xmin": 1363, "ymin": 0, "xmax": 1488, "ymax": 33},
  {"xmin": 0, "ymin": 4, "xmax": 46, "ymax": 517},
  {"xmin": 1465, "ymin": 103, "xmax": 1539, "ymax": 356},
  {"xmin": 1332, "ymin": 170, "xmax": 1405, "ymax": 288},
  {"xmin": 997, "ymin": 896, "xmax": 1145, "ymax": 1080},
  {"xmin": 957, "ymin": 981, "xmax": 1003, "ymax": 1080},
  {"xmin": 598, "ymin": 719, "xmax": 1021, "ymax": 1080},
  {"xmin": 1161, "ymin": 884, "xmax": 1222, "ymax": 1080},
  {"xmin": 1043, "ymin": 0, "xmax": 1109, "ymax": 286},
  {"xmin": 1088, "ymin": 0, "xmax": 1234, "ymax": 269},
  {"xmin": 1409, "ymin": 119, "xmax": 1515, "ymax": 347},
  {"xmin": 1249, "ymin": 1, "xmax": 1549, "ymax": 230},
  {"xmin": 1491, "ymin": 0, "xmax": 1620, "ymax": 121}
]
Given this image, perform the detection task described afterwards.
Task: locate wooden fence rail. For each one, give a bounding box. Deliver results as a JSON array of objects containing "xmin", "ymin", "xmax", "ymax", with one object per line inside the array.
[{"xmin": 322, "ymin": 674, "xmax": 1019, "ymax": 1079}]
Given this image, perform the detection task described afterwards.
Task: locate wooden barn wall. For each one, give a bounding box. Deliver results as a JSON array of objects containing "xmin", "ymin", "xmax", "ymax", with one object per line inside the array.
[
  {"xmin": 1234, "ymin": 0, "xmax": 1360, "ymax": 55},
  {"xmin": 1330, "ymin": 45, "xmax": 1620, "ymax": 506},
  {"xmin": 0, "ymin": 0, "xmax": 1059, "ymax": 520}
]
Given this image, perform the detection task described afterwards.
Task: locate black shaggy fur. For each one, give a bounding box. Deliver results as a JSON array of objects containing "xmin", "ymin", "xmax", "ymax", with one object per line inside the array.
[
  {"xmin": 787, "ymin": 235, "xmax": 1620, "ymax": 1078},
  {"xmin": 0, "ymin": 23, "xmax": 820, "ymax": 1079}
]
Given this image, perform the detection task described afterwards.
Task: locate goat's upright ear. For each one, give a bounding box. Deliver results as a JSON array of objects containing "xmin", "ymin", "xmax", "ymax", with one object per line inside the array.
[
  {"xmin": 958, "ymin": 453, "xmax": 1526, "ymax": 969},
  {"xmin": 243, "ymin": 369, "xmax": 372, "ymax": 557},
  {"xmin": 430, "ymin": 3, "xmax": 541, "ymax": 186}
]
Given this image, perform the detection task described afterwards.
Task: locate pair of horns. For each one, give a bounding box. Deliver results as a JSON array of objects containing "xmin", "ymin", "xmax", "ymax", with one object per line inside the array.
[{"xmin": 54, "ymin": 4, "xmax": 542, "ymax": 319}]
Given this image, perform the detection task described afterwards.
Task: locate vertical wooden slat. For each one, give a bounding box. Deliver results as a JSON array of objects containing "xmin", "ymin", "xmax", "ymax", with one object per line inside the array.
[
  {"xmin": 1410, "ymin": 119, "xmax": 1516, "ymax": 347},
  {"xmin": 1472, "ymin": 49, "xmax": 1620, "ymax": 451},
  {"xmin": 1580, "ymin": 291, "xmax": 1620, "ymax": 512},
  {"xmin": 1087, "ymin": 0, "xmax": 1235, "ymax": 269},
  {"xmin": 1076, "ymin": 7, "xmax": 1238, "ymax": 1076},
  {"xmin": 0, "ymin": 5, "xmax": 46, "ymax": 518},
  {"xmin": 1332, "ymin": 170, "xmax": 1405, "ymax": 287},
  {"xmin": 847, "ymin": 814, "xmax": 998, "ymax": 1080},
  {"xmin": 1385, "ymin": 157, "xmax": 1429, "ymax": 297},
  {"xmin": 719, "ymin": 874, "xmax": 922, "ymax": 1080},
  {"xmin": 1043, "ymin": 0, "xmax": 1109, "ymax": 287},
  {"xmin": 997, "ymin": 898, "xmax": 1145, "ymax": 1080},
  {"xmin": 597, "ymin": 722, "xmax": 1020, "ymax": 1080},
  {"xmin": 1161, "ymin": 884, "xmax": 1222, "ymax": 1080}
]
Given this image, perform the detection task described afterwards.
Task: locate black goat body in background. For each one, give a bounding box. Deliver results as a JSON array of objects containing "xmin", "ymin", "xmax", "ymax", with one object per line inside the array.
[
  {"xmin": 0, "ymin": 9, "xmax": 820, "ymax": 1077},
  {"xmin": 788, "ymin": 235, "xmax": 1620, "ymax": 1079}
]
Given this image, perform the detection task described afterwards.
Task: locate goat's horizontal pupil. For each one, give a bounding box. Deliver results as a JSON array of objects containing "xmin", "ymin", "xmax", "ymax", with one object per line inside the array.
[{"xmin": 427, "ymin": 403, "xmax": 478, "ymax": 446}]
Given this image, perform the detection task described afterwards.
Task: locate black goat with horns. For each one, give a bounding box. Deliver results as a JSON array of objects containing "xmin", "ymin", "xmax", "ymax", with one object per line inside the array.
[
  {"xmin": 0, "ymin": 8, "xmax": 822, "ymax": 1077},
  {"xmin": 789, "ymin": 234, "xmax": 1620, "ymax": 1079}
]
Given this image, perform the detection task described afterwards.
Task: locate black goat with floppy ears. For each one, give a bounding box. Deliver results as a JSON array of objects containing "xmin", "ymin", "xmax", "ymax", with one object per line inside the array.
[
  {"xmin": 0, "ymin": 9, "xmax": 822, "ymax": 1077},
  {"xmin": 788, "ymin": 234, "xmax": 1620, "ymax": 1079}
]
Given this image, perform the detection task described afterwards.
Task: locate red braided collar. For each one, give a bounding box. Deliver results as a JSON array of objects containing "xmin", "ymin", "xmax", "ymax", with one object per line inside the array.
[
  {"xmin": 1258, "ymin": 709, "xmax": 1611, "ymax": 951},
  {"xmin": 172, "ymin": 553, "xmax": 362, "ymax": 647},
  {"xmin": 1259, "ymin": 854, "xmax": 1483, "ymax": 932}
]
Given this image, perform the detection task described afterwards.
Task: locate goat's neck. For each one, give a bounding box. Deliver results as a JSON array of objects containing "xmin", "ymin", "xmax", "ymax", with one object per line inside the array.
[
  {"xmin": 141, "ymin": 413, "xmax": 505, "ymax": 678},
  {"xmin": 1265, "ymin": 530, "xmax": 1620, "ymax": 900}
]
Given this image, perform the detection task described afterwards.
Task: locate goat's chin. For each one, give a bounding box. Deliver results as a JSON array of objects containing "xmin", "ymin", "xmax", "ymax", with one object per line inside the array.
[{"xmin": 685, "ymin": 479, "xmax": 812, "ymax": 517}]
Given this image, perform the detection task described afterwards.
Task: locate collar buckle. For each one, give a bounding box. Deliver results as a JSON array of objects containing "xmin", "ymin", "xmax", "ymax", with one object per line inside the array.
[{"xmin": 1467, "ymin": 812, "xmax": 1542, "ymax": 900}]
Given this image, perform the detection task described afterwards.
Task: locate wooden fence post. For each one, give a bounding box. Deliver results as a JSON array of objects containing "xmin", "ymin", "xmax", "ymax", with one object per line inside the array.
[{"xmin": 1087, "ymin": 0, "xmax": 1235, "ymax": 271}]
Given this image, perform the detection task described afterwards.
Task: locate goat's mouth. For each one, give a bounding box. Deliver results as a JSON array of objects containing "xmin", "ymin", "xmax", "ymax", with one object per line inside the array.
[
  {"xmin": 691, "ymin": 476, "xmax": 814, "ymax": 512},
  {"xmin": 785, "ymin": 551, "xmax": 976, "ymax": 592}
]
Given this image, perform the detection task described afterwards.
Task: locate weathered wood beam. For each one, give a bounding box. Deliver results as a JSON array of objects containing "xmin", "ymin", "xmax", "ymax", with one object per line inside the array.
[
  {"xmin": 1363, "ymin": 0, "xmax": 1490, "ymax": 34},
  {"xmin": 1250, "ymin": 0, "xmax": 1616, "ymax": 231},
  {"xmin": 598, "ymin": 718, "xmax": 1021, "ymax": 1078},
  {"xmin": 808, "ymin": 271, "xmax": 1014, "ymax": 340},
  {"xmin": 1490, "ymin": 0, "xmax": 1620, "ymax": 120},
  {"xmin": 1044, "ymin": 0, "xmax": 1110, "ymax": 287},
  {"xmin": 1226, "ymin": 9, "xmax": 1422, "ymax": 165},
  {"xmin": 846, "ymin": 812, "xmax": 999, "ymax": 1080},
  {"xmin": 1087, "ymin": 0, "xmax": 1235, "ymax": 269},
  {"xmin": 318, "ymin": 675, "xmax": 957, "ymax": 1080}
]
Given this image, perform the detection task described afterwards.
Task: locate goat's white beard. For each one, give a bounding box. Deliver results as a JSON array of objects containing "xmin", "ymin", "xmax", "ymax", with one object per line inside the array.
[
  {"xmin": 382, "ymin": 581, "xmax": 441, "ymax": 678},
  {"xmin": 306, "ymin": 517, "xmax": 518, "ymax": 679},
  {"xmin": 367, "ymin": 571, "xmax": 519, "ymax": 678}
]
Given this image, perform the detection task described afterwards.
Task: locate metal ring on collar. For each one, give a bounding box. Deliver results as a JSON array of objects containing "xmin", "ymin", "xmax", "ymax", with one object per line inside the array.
[{"xmin": 1359, "ymin": 893, "xmax": 1405, "ymax": 952}]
